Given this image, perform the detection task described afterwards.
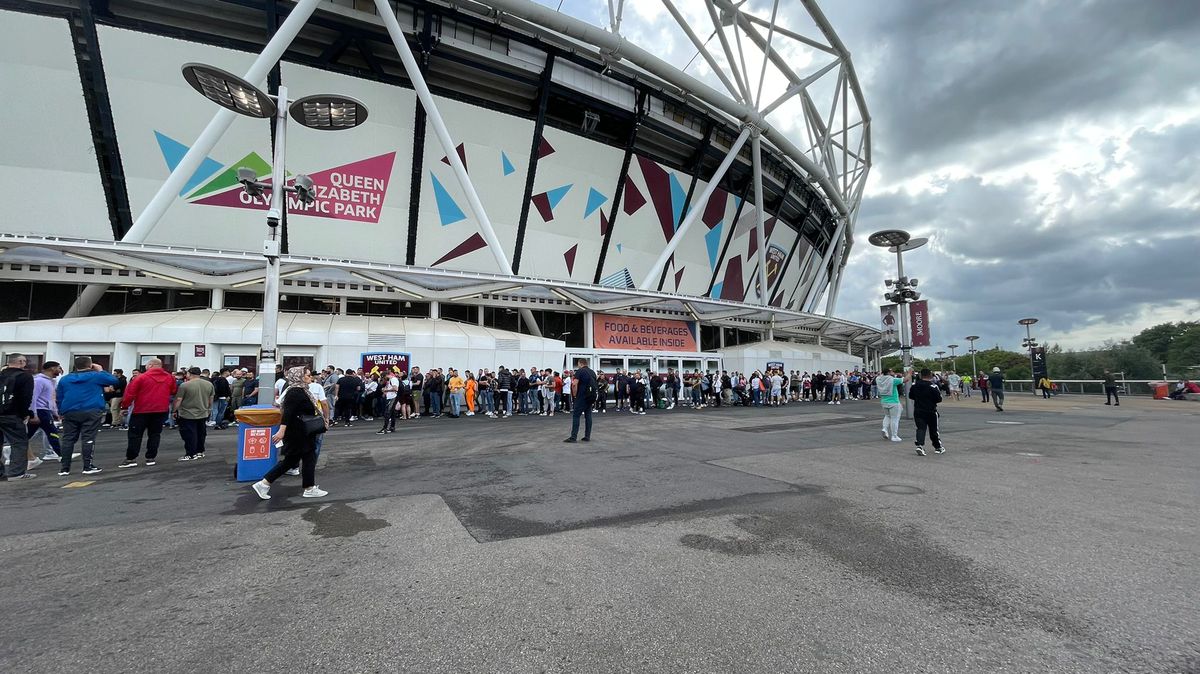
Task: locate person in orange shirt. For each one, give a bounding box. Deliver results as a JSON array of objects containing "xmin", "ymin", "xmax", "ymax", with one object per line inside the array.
[
  {"xmin": 464, "ymin": 371, "xmax": 478, "ymax": 416},
  {"xmin": 447, "ymin": 369, "xmax": 465, "ymax": 418}
]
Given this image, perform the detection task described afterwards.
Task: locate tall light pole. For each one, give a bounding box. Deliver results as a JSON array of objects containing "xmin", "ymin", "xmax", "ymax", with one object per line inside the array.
[
  {"xmin": 1019, "ymin": 317, "xmax": 1039, "ymax": 396},
  {"xmin": 182, "ymin": 63, "xmax": 368, "ymax": 393},
  {"xmin": 869, "ymin": 229, "xmax": 927, "ymax": 418},
  {"xmin": 947, "ymin": 344, "xmax": 959, "ymax": 372},
  {"xmin": 964, "ymin": 335, "xmax": 980, "ymax": 377},
  {"xmin": 936, "ymin": 350, "xmax": 946, "ymax": 371}
]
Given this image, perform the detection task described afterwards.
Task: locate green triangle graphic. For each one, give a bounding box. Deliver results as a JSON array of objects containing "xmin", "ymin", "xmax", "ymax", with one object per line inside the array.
[{"xmin": 187, "ymin": 151, "xmax": 273, "ymax": 199}]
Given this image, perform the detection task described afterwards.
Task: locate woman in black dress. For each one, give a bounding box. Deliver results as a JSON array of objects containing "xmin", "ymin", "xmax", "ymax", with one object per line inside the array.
[{"xmin": 250, "ymin": 366, "xmax": 327, "ymax": 500}]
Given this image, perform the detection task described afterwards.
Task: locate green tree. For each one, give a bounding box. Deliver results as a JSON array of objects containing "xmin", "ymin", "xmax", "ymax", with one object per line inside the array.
[
  {"xmin": 1131, "ymin": 322, "xmax": 1195, "ymax": 362},
  {"xmin": 1166, "ymin": 323, "xmax": 1200, "ymax": 375}
]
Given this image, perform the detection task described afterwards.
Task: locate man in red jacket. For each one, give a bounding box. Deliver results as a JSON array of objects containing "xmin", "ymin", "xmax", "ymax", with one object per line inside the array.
[{"xmin": 118, "ymin": 358, "xmax": 178, "ymax": 468}]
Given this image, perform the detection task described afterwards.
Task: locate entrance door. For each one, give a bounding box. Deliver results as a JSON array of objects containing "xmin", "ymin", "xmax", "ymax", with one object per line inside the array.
[
  {"xmin": 224, "ymin": 355, "xmax": 257, "ymax": 372},
  {"xmin": 139, "ymin": 353, "xmax": 176, "ymax": 372}
]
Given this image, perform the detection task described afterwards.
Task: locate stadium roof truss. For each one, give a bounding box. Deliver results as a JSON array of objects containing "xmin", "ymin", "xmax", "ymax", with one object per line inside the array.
[{"xmin": 0, "ymin": 233, "xmax": 881, "ymax": 350}]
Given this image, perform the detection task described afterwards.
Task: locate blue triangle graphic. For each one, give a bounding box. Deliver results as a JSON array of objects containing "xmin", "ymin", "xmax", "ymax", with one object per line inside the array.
[
  {"xmin": 155, "ymin": 131, "xmax": 224, "ymax": 197},
  {"xmin": 734, "ymin": 196, "xmax": 743, "ymax": 209},
  {"xmin": 711, "ymin": 282, "xmax": 723, "ymax": 299},
  {"xmin": 705, "ymin": 221, "xmax": 724, "ymax": 269},
  {"xmin": 501, "ymin": 151, "xmax": 516, "ymax": 176},
  {"xmin": 431, "ymin": 174, "xmax": 467, "ymax": 226},
  {"xmin": 584, "ymin": 187, "xmax": 608, "ymax": 219},
  {"xmin": 616, "ymin": 243, "xmax": 623, "ymax": 254},
  {"xmin": 546, "ymin": 184, "xmax": 572, "ymax": 211},
  {"xmin": 669, "ymin": 173, "xmax": 687, "ymax": 230}
]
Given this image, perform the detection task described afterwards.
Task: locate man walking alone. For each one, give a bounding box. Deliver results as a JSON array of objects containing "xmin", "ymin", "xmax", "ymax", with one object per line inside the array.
[
  {"xmin": 564, "ymin": 359, "xmax": 597, "ymax": 443},
  {"xmin": 988, "ymin": 367, "xmax": 1006, "ymax": 412},
  {"xmin": 909, "ymin": 368, "xmax": 945, "ymax": 456},
  {"xmin": 55, "ymin": 357, "xmax": 118, "ymax": 476},
  {"xmin": 1103, "ymin": 369, "xmax": 1120, "ymax": 406},
  {"xmin": 876, "ymin": 367, "xmax": 906, "ymax": 443}
]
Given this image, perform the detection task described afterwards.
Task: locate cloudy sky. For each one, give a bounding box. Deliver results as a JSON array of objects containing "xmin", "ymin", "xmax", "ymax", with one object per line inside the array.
[{"xmin": 540, "ymin": 0, "xmax": 1200, "ymax": 354}]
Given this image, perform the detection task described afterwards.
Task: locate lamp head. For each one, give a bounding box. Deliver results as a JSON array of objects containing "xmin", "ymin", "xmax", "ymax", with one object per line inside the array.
[
  {"xmin": 237, "ymin": 167, "xmax": 263, "ymax": 197},
  {"xmin": 293, "ymin": 174, "xmax": 316, "ymax": 205}
]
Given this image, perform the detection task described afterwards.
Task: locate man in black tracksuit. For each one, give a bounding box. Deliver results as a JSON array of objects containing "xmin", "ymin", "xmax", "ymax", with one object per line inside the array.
[{"xmin": 908, "ymin": 368, "xmax": 945, "ymax": 456}]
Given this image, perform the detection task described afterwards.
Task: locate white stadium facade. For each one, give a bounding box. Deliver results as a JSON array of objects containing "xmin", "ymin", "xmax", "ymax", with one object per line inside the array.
[{"xmin": 0, "ymin": 0, "xmax": 880, "ymax": 378}]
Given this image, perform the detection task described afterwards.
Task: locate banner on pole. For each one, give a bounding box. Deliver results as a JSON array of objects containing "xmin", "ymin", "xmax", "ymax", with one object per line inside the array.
[
  {"xmin": 880, "ymin": 304, "xmax": 901, "ymax": 351},
  {"xmin": 909, "ymin": 300, "xmax": 931, "ymax": 347},
  {"xmin": 1031, "ymin": 346, "xmax": 1048, "ymax": 380}
]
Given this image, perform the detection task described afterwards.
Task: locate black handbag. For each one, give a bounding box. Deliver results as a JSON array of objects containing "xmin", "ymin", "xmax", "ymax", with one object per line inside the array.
[{"xmin": 299, "ymin": 414, "xmax": 327, "ymax": 436}]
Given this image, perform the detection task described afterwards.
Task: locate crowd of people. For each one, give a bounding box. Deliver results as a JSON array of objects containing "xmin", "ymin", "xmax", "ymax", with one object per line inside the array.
[{"xmin": 2, "ymin": 347, "xmax": 1168, "ymax": 485}]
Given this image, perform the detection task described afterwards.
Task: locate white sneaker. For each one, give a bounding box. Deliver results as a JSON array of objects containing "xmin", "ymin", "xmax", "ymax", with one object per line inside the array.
[
  {"xmin": 28, "ymin": 458, "xmax": 43, "ymax": 470},
  {"xmin": 466, "ymin": 411, "xmax": 474, "ymax": 416},
  {"xmin": 881, "ymin": 429, "xmax": 889, "ymax": 440},
  {"xmin": 302, "ymin": 486, "xmax": 328, "ymax": 498},
  {"xmin": 286, "ymin": 467, "xmax": 301, "ymax": 476},
  {"xmin": 890, "ymin": 436, "xmax": 902, "ymax": 442},
  {"xmin": 251, "ymin": 479, "xmax": 271, "ymax": 500}
]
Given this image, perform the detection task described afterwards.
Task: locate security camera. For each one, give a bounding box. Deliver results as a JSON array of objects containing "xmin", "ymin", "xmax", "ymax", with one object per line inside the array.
[
  {"xmin": 237, "ymin": 167, "xmax": 264, "ymax": 197},
  {"xmin": 884, "ymin": 279, "xmax": 893, "ymax": 287},
  {"xmin": 131, "ymin": 287, "xmax": 143, "ymax": 296},
  {"xmin": 910, "ymin": 291, "xmax": 921, "ymax": 301},
  {"xmin": 279, "ymin": 294, "xmax": 288, "ymax": 301},
  {"xmin": 910, "ymin": 278, "xmax": 918, "ymax": 287},
  {"xmin": 293, "ymin": 174, "xmax": 315, "ymax": 205}
]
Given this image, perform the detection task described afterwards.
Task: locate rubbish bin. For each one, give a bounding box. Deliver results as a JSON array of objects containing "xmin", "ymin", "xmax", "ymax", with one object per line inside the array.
[
  {"xmin": 234, "ymin": 404, "xmax": 281, "ymax": 482},
  {"xmin": 1150, "ymin": 381, "xmax": 1169, "ymax": 400}
]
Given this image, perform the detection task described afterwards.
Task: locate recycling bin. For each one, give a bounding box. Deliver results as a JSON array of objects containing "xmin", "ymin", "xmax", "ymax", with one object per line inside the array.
[{"xmin": 234, "ymin": 404, "xmax": 281, "ymax": 482}]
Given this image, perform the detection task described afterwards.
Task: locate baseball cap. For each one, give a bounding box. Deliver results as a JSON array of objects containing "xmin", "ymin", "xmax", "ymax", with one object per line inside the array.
[{"xmin": 992, "ymin": 367, "xmax": 1000, "ymax": 372}]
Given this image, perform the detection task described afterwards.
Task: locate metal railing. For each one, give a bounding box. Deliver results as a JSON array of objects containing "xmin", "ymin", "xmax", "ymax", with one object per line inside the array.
[{"xmin": 1001, "ymin": 379, "xmax": 1164, "ymax": 397}]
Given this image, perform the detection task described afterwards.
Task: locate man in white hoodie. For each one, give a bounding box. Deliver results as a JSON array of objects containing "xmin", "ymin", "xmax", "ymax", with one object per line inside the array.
[{"xmin": 876, "ymin": 367, "xmax": 906, "ymax": 442}]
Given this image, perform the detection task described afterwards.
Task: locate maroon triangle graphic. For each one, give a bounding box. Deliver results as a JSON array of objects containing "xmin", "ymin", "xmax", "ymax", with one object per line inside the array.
[
  {"xmin": 703, "ymin": 188, "xmax": 728, "ymax": 229},
  {"xmin": 623, "ymin": 177, "xmax": 646, "ymax": 215},
  {"xmin": 440, "ymin": 143, "xmax": 468, "ymax": 172},
  {"xmin": 636, "ymin": 156, "xmax": 676, "ymax": 243},
  {"xmin": 747, "ymin": 229, "xmax": 758, "ymax": 259},
  {"xmin": 563, "ymin": 244, "xmax": 579, "ymax": 275},
  {"xmin": 531, "ymin": 192, "xmax": 554, "ymax": 221},
  {"xmin": 765, "ymin": 216, "xmax": 777, "ymax": 240},
  {"xmin": 599, "ymin": 209, "xmax": 610, "ymax": 236},
  {"xmin": 720, "ymin": 257, "xmax": 745, "ymax": 302},
  {"xmin": 432, "ymin": 233, "xmax": 487, "ymax": 267},
  {"xmin": 537, "ymin": 137, "xmax": 556, "ymax": 160},
  {"xmin": 674, "ymin": 266, "xmax": 686, "ymax": 291},
  {"xmin": 770, "ymin": 291, "xmax": 784, "ymax": 307}
]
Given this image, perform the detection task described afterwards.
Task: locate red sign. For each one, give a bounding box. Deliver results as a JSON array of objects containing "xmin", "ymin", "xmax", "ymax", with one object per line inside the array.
[
  {"xmin": 909, "ymin": 300, "xmax": 931, "ymax": 347},
  {"xmin": 194, "ymin": 345, "xmax": 206, "ymax": 358},
  {"xmin": 592, "ymin": 314, "xmax": 698, "ymax": 352},
  {"xmin": 242, "ymin": 426, "xmax": 271, "ymax": 460},
  {"xmin": 362, "ymin": 352, "xmax": 411, "ymax": 376}
]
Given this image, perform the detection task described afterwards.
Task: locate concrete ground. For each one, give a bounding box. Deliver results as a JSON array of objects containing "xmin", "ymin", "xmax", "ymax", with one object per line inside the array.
[{"xmin": 1, "ymin": 392, "xmax": 1197, "ymax": 673}]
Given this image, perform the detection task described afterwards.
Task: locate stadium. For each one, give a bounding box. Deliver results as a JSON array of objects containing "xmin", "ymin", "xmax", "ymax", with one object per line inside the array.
[{"xmin": 0, "ymin": 0, "xmax": 879, "ymax": 378}]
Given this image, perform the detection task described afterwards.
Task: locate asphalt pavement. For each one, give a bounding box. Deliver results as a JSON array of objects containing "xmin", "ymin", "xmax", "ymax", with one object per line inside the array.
[{"xmin": 2, "ymin": 393, "xmax": 1197, "ymax": 673}]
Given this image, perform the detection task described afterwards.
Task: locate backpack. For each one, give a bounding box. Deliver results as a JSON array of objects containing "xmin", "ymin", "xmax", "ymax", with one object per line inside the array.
[{"xmin": 0, "ymin": 368, "xmax": 26, "ymax": 413}]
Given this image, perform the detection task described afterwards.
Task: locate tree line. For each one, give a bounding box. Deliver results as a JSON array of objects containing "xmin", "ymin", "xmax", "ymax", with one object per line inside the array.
[{"xmin": 880, "ymin": 321, "xmax": 1200, "ymax": 381}]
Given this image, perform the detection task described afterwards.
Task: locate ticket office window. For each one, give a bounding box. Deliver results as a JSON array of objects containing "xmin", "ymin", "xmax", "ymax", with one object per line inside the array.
[
  {"xmin": 223, "ymin": 355, "xmax": 257, "ymax": 372},
  {"xmin": 282, "ymin": 355, "xmax": 315, "ymax": 373},
  {"xmin": 626, "ymin": 358, "xmax": 651, "ymax": 375},
  {"xmin": 74, "ymin": 354, "xmax": 112, "ymax": 371},
  {"xmin": 139, "ymin": 354, "xmax": 176, "ymax": 372},
  {"xmin": 4, "ymin": 352, "xmax": 44, "ymax": 373}
]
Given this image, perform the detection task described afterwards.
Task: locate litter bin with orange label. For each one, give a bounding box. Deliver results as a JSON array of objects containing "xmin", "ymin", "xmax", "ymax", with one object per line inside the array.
[
  {"xmin": 235, "ymin": 405, "xmax": 281, "ymax": 481},
  {"xmin": 1150, "ymin": 382, "xmax": 1169, "ymax": 400}
]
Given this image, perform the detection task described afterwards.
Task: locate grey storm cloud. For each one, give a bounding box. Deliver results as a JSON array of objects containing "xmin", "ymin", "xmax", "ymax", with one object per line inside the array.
[{"xmin": 806, "ymin": 0, "xmax": 1200, "ymax": 350}]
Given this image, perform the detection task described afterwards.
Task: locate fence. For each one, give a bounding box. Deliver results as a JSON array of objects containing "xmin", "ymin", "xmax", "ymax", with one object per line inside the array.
[{"xmin": 1001, "ymin": 379, "xmax": 1162, "ymax": 397}]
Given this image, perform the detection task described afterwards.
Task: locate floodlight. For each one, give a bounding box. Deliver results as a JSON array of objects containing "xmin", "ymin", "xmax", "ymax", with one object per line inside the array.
[
  {"xmin": 237, "ymin": 167, "xmax": 264, "ymax": 197},
  {"xmin": 293, "ymin": 174, "xmax": 315, "ymax": 204},
  {"xmin": 868, "ymin": 229, "xmax": 911, "ymax": 248},
  {"xmin": 181, "ymin": 63, "xmax": 275, "ymax": 118},
  {"xmin": 288, "ymin": 94, "xmax": 368, "ymax": 130},
  {"xmin": 910, "ymin": 278, "xmax": 918, "ymax": 287}
]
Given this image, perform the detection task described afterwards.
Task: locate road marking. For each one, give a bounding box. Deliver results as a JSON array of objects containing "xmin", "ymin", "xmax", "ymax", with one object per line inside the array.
[
  {"xmin": 1016, "ymin": 452, "xmax": 1043, "ymax": 457},
  {"xmin": 62, "ymin": 481, "xmax": 95, "ymax": 488},
  {"xmin": 986, "ymin": 421, "xmax": 1025, "ymax": 425}
]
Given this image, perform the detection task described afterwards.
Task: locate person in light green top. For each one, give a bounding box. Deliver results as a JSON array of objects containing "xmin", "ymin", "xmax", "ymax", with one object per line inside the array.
[
  {"xmin": 174, "ymin": 367, "xmax": 214, "ymax": 460},
  {"xmin": 875, "ymin": 367, "xmax": 910, "ymax": 442}
]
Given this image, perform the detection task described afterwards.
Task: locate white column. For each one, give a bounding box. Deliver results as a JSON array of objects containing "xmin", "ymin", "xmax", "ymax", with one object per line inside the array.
[
  {"xmin": 210, "ymin": 288, "xmax": 224, "ymax": 311},
  {"xmin": 583, "ymin": 311, "xmax": 594, "ymax": 348},
  {"xmin": 751, "ymin": 134, "xmax": 769, "ymax": 305},
  {"xmin": 64, "ymin": 284, "xmax": 108, "ymax": 318},
  {"xmin": 338, "ymin": 295, "xmax": 349, "ymax": 315},
  {"xmin": 430, "ymin": 301, "xmax": 440, "ymax": 320}
]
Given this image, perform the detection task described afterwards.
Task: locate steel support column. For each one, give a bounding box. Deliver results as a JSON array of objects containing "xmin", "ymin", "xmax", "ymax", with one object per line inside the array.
[{"xmin": 750, "ymin": 134, "xmax": 769, "ymax": 305}]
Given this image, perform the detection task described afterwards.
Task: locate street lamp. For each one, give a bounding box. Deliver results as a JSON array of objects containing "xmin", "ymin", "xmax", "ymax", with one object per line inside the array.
[
  {"xmin": 964, "ymin": 335, "xmax": 980, "ymax": 377},
  {"xmin": 181, "ymin": 63, "xmax": 367, "ymax": 394},
  {"xmin": 1019, "ymin": 317, "xmax": 1039, "ymax": 396},
  {"xmin": 869, "ymin": 229, "xmax": 927, "ymax": 418},
  {"xmin": 936, "ymin": 350, "xmax": 946, "ymax": 371},
  {"xmin": 947, "ymin": 344, "xmax": 959, "ymax": 372}
]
